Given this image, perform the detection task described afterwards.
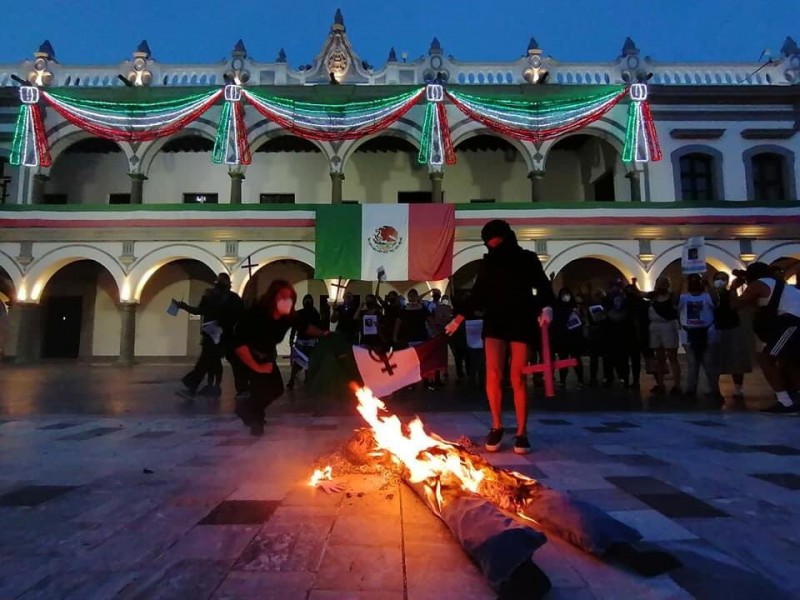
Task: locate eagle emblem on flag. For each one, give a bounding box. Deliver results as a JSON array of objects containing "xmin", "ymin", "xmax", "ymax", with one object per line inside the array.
[{"xmin": 368, "ymin": 225, "xmax": 403, "ymax": 254}]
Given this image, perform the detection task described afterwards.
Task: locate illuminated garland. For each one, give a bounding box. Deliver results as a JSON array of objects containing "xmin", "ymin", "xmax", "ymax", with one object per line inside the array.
[
  {"xmin": 418, "ymin": 84, "xmax": 455, "ymax": 167},
  {"xmin": 213, "ymin": 85, "xmax": 252, "ymax": 165},
  {"xmin": 622, "ymin": 84, "xmax": 662, "ymax": 163},
  {"xmin": 10, "ymin": 87, "xmax": 51, "ymax": 167},
  {"xmin": 446, "ymin": 87, "xmax": 628, "ymax": 142},
  {"xmin": 243, "ymin": 88, "xmax": 424, "ymax": 142},
  {"xmin": 42, "ymin": 89, "xmax": 222, "ymax": 142},
  {"xmin": 10, "ymin": 83, "xmax": 662, "ymax": 169}
]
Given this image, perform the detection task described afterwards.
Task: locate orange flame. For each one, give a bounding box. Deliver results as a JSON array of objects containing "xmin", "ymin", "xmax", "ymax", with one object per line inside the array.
[{"xmin": 309, "ymin": 465, "xmax": 333, "ymax": 487}]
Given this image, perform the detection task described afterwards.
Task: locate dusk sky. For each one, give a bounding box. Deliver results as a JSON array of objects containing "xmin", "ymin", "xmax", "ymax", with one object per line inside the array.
[{"xmin": 0, "ymin": 0, "xmax": 797, "ymax": 66}]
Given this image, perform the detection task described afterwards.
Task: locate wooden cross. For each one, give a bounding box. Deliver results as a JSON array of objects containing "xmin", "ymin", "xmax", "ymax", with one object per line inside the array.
[
  {"xmin": 522, "ymin": 320, "xmax": 578, "ymax": 398},
  {"xmin": 241, "ymin": 255, "xmax": 259, "ymax": 279}
]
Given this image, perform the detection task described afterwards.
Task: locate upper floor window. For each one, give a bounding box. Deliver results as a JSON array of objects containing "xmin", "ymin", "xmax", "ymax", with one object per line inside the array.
[
  {"xmin": 260, "ymin": 193, "xmax": 295, "ymax": 204},
  {"xmin": 183, "ymin": 193, "xmax": 218, "ymax": 204},
  {"xmin": 751, "ymin": 153, "xmax": 786, "ymax": 202},
  {"xmin": 679, "ymin": 153, "xmax": 714, "ymax": 201}
]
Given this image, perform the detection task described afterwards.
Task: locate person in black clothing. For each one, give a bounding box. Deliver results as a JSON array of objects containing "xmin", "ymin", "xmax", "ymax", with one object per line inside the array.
[
  {"xmin": 234, "ymin": 280, "xmax": 328, "ymax": 435},
  {"xmin": 447, "ymin": 219, "xmax": 554, "ymax": 455},
  {"xmin": 624, "ymin": 283, "xmax": 648, "ymax": 390},
  {"xmin": 449, "ymin": 289, "xmax": 472, "ymax": 380},
  {"xmin": 395, "ymin": 288, "xmax": 437, "ymax": 390},
  {"xmin": 331, "ymin": 293, "xmax": 359, "ymax": 344},
  {"xmin": 601, "ymin": 280, "xmax": 633, "ymax": 387},
  {"xmin": 286, "ymin": 294, "xmax": 322, "ymax": 391},
  {"xmin": 712, "ymin": 272, "xmax": 752, "ymax": 407},
  {"xmin": 552, "ymin": 287, "xmax": 585, "ymax": 389},
  {"xmin": 175, "ymin": 273, "xmax": 242, "ymax": 400}
]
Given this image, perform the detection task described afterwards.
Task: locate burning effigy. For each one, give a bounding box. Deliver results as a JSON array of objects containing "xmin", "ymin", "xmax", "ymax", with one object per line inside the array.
[{"xmin": 309, "ymin": 387, "xmax": 680, "ymax": 598}]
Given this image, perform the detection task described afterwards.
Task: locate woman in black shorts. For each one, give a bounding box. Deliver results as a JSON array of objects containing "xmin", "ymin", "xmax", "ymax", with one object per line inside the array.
[{"xmin": 448, "ymin": 220, "xmax": 554, "ymax": 454}]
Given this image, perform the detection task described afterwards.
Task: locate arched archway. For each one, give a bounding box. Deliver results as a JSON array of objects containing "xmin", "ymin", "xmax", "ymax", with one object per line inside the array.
[
  {"xmin": 232, "ymin": 244, "xmax": 315, "ymax": 296},
  {"xmin": 652, "ymin": 259, "xmax": 723, "ymax": 294},
  {"xmin": 142, "ymin": 129, "xmax": 220, "ymax": 205},
  {"xmin": 135, "ymin": 259, "xmax": 217, "ymax": 358},
  {"xmin": 248, "ymin": 135, "xmax": 330, "ymax": 204},
  {"xmin": 547, "ymin": 243, "xmax": 645, "ymax": 284},
  {"xmin": 543, "ymin": 132, "xmax": 627, "ymax": 202},
  {"xmin": 0, "ymin": 265, "xmax": 14, "ymax": 358},
  {"xmin": 552, "ymin": 258, "xmax": 627, "ymax": 299},
  {"xmin": 24, "ymin": 245, "xmax": 126, "ymax": 303},
  {"xmin": 647, "ymin": 244, "xmax": 743, "ymax": 290},
  {"xmin": 758, "ymin": 243, "xmax": 800, "ymax": 267},
  {"xmin": 449, "ymin": 133, "xmax": 531, "ymax": 203},
  {"xmin": 343, "ymin": 132, "xmax": 426, "ymax": 204},
  {"xmin": 768, "ymin": 256, "xmax": 800, "ymax": 285},
  {"xmin": 129, "ymin": 245, "xmax": 229, "ymax": 302},
  {"xmin": 42, "ymin": 136, "xmax": 129, "ymax": 205},
  {"xmin": 0, "ymin": 251, "xmax": 23, "ymax": 296},
  {"xmin": 36, "ymin": 260, "xmax": 122, "ymax": 359}
]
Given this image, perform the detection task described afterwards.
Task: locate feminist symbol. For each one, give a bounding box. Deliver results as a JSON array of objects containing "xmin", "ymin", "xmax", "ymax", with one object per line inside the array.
[{"xmin": 369, "ymin": 349, "xmax": 398, "ymax": 376}]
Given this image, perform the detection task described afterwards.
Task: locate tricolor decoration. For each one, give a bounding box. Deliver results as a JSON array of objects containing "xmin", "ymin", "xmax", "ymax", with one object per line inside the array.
[
  {"xmin": 212, "ymin": 84, "xmax": 252, "ymax": 165},
  {"xmin": 418, "ymin": 84, "xmax": 455, "ymax": 167},
  {"xmin": 41, "ymin": 88, "xmax": 222, "ymax": 142},
  {"xmin": 10, "ymin": 86, "xmax": 51, "ymax": 168},
  {"xmin": 622, "ymin": 83, "xmax": 662, "ymax": 163},
  {"xmin": 9, "ymin": 82, "xmax": 663, "ymax": 169},
  {"xmin": 243, "ymin": 87, "xmax": 424, "ymax": 142},
  {"xmin": 446, "ymin": 86, "xmax": 629, "ymax": 142}
]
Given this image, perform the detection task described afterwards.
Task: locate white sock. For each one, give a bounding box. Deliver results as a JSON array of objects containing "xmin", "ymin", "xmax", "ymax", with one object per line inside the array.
[{"xmin": 776, "ymin": 391, "xmax": 792, "ymax": 407}]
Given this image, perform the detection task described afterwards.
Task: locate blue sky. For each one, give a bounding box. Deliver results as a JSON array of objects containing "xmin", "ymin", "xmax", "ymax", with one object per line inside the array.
[{"xmin": 0, "ymin": 0, "xmax": 796, "ymax": 66}]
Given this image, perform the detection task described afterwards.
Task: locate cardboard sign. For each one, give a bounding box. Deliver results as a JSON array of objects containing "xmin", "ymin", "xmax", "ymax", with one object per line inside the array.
[
  {"xmin": 167, "ymin": 299, "xmax": 180, "ymax": 317},
  {"xmin": 682, "ymin": 237, "xmax": 707, "ymax": 275},
  {"xmin": 377, "ymin": 266, "xmax": 387, "ymax": 282},
  {"xmin": 362, "ymin": 314, "xmax": 378, "ymax": 336}
]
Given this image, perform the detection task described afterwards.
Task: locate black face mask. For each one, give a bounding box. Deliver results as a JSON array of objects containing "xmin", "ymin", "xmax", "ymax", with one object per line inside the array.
[{"xmin": 303, "ymin": 302, "xmax": 313, "ymax": 309}]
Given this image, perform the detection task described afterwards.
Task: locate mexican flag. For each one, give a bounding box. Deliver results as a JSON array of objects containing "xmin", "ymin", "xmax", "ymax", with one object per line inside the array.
[
  {"xmin": 306, "ymin": 333, "xmax": 449, "ymax": 399},
  {"xmin": 315, "ymin": 204, "xmax": 455, "ymax": 281}
]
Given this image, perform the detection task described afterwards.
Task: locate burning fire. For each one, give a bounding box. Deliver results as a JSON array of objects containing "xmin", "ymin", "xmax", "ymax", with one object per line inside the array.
[
  {"xmin": 308, "ymin": 387, "xmax": 539, "ymax": 517},
  {"xmin": 309, "ymin": 465, "xmax": 333, "ymax": 487}
]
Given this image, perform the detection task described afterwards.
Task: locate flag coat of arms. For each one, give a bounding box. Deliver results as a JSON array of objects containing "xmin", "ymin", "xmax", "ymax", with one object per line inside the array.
[{"xmin": 315, "ymin": 204, "xmax": 455, "ymax": 281}]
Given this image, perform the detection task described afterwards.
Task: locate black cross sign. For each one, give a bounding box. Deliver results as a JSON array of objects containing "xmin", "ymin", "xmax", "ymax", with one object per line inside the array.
[
  {"xmin": 241, "ymin": 255, "xmax": 259, "ymax": 278},
  {"xmin": 369, "ymin": 349, "xmax": 398, "ymax": 376}
]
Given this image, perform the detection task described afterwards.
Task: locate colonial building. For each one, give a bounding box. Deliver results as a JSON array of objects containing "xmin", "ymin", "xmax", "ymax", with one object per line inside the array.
[{"xmin": 0, "ymin": 11, "xmax": 798, "ymax": 362}]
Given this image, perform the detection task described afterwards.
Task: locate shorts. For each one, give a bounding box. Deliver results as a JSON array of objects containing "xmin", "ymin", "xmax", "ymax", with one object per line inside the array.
[
  {"xmin": 649, "ymin": 320, "xmax": 679, "ymax": 350},
  {"xmin": 764, "ymin": 316, "xmax": 800, "ymax": 359}
]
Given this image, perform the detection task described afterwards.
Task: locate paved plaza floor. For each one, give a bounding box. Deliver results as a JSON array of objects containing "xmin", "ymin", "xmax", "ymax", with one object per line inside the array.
[{"xmin": 0, "ymin": 364, "xmax": 798, "ymax": 598}]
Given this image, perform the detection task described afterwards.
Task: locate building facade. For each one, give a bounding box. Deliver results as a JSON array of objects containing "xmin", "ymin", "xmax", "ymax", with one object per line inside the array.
[{"xmin": 0, "ymin": 12, "xmax": 798, "ymax": 362}]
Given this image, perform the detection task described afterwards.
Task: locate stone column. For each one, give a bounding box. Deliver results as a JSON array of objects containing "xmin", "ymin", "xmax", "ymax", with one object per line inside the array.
[
  {"xmin": 117, "ymin": 302, "xmax": 137, "ymax": 366},
  {"xmin": 626, "ymin": 171, "xmax": 642, "ymax": 203},
  {"xmin": 128, "ymin": 173, "xmax": 147, "ymax": 205},
  {"xmin": 30, "ymin": 173, "xmax": 49, "ymax": 205},
  {"xmin": 229, "ymin": 171, "xmax": 245, "ymax": 205},
  {"xmin": 527, "ymin": 170, "xmax": 545, "ymax": 203},
  {"xmin": 14, "ymin": 302, "xmax": 41, "ymax": 363},
  {"xmin": 429, "ymin": 171, "xmax": 444, "ymax": 204},
  {"xmin": 330, "ymin": 172, "xmax": 345, "ymax": 204}
]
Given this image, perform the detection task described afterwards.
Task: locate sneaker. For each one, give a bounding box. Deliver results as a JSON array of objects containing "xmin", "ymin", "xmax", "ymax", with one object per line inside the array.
[
  {"xmin": 760, "ymin": 402, "xmax": 799, "ymax": 415},
  {"xmin": 485, "ymin": 428, "xmax": 504, "ymax": 452},
  {"xmin": 513, "ymin": 435, "xmax": 532, "ymax": 455}
]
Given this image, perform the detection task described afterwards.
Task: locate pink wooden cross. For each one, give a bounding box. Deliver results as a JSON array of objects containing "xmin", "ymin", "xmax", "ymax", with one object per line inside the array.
[{"xmin": 522, "ymin": 320, "xmax": 578, "ymax": 398}]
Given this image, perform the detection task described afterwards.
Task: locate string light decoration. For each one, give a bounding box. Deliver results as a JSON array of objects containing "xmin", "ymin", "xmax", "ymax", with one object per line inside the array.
[
  {"xmin": 10, "ymin": 86, "xmax": 51, "ymax": 167},
  {"xmin": 242, "ymin": 88, "xmax": 424, "ymax": 142},
  {"xmin": 213, "ymin": 84, "xmax": 252, "ymax": 165},
  {"xmin": 41, "ymin": 89, "xmax": 222, "ymax": 142},
  {"xmin": 446, "ymin": 86, "xmax": 629, "ymax": 142},
  {"xmin": 622, "ymin": 83, "xmax": 662, "ymax": 163},
  {"xmin": 9, "ymin": 84, "xmax": 662, "ymax": 168},
  {"xmin": 418, "ymin": 84, "xmax": 455, "ymax": 166}
]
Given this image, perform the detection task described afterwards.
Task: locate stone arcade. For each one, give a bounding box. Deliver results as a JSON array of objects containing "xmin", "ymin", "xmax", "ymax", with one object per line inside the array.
[{"xmin": 0, "ymin": 12, "xmax": 798, "ymax": 362}]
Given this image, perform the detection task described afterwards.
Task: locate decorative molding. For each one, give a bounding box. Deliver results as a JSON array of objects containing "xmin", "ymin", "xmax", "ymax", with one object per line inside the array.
[
  {"xmin": 670, "ymin": 129, "xmax": 725, "ymax": 140},
  {"xmin": 740, "ymin": 128, "xmax": 796, "ymax": 140},
  {"xmin": 120, "ymin": 240, "xmax": 136, "ymax": 266}
]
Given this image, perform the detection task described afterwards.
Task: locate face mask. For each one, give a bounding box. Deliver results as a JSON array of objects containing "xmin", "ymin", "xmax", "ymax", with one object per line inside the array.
[
  {"xmin": 276, "ymin": 298, "xmax": 293, "ymax": 316},
  {"xmin": 714, "ymin": 280, "xmax": 726, "ymax": 289},
  {"xmin": 561, "ymin": 294, "xmax": 572, "ymax": 302},
  {"xmin": 441, "ymin": 298, "xmax": 451, "ymax": 306}
]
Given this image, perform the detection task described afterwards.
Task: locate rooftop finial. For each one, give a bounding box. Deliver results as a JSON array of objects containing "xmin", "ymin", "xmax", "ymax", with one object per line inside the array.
[
  {"xmin": 782, "ymin": 36, "xmax": 799, "ymax": 56},
  {"xmin": 388, "ymin": 47, "xmax": 398, "ymax": 62},
  {"xmin": 135, "ymin": 40, "xmax": 152, "ymax": 59},
  {"xmin": 232, "ymin": 39, "xmax": 247, "ymax": 59},
  {"xmin": 333, "ymin": 8, "xmax": 345, "ymax": 30},
  {"xmin": 621, "ymin": 37, "xmax": 639, "ymax": 57},
  {"xmin": 36, "ymin": 40, "xmax": 56, "ymax": 61},
  {"xmin": 276, "ymin": 48, "xmax": 287, "ymax": 63},
  {"xmin": 527, "ymin": 37, "xmax": 540, "ymax": 53},
  {"xmin": 429, "ymin": 37, "xmax": 442, "ymax": 55}
]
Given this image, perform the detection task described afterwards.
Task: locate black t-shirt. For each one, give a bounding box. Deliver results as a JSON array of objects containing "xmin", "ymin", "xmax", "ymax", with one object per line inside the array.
[
  {"xmin": 714, "ymin": 290, "xmax": 741, "ymax": 330},
  {"xmin": 293, "ymin": 307, "xmax": 322, "ymax": 341},
  {"xmin": 234, "ymin": 306, "xmax": 299, "ymax": 363},
  {"xmin": 334, "ymin": 303, "xmax": 358, "ymax": 334},
  {"xmin": 398, "ymin": 306, "xmax": 430, "ymax": 343}
]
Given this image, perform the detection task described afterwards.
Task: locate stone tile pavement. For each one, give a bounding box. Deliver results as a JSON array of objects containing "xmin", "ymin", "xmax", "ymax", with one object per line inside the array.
[{"xmin": 0, "ymin": 408, "xmax": 798, "ymax": 599}]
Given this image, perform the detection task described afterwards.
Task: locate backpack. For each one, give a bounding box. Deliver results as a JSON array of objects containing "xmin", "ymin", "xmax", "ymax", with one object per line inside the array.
[{"xmin": 753, "ymin": 279, "xmax": 785, "ymax": 343}]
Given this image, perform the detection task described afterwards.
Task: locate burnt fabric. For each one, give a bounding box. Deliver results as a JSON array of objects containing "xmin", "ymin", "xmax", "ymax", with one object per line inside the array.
[
  {"xmin": 408, "ymin": 484, "xmax": 549, "ymax": 595},
  {"xmin": 520, "ymin": 486, "xmax": 642, "ymax": 556}
]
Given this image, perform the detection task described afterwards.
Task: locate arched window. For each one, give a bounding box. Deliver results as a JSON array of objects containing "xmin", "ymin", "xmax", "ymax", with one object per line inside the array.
[
  {"xmin": 679, "ymin": 153, "xmax": 715, "ymax": 201},
  {"xmin": 751, "ymin": 153, "xmax": 786, "ymax": 202}
]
